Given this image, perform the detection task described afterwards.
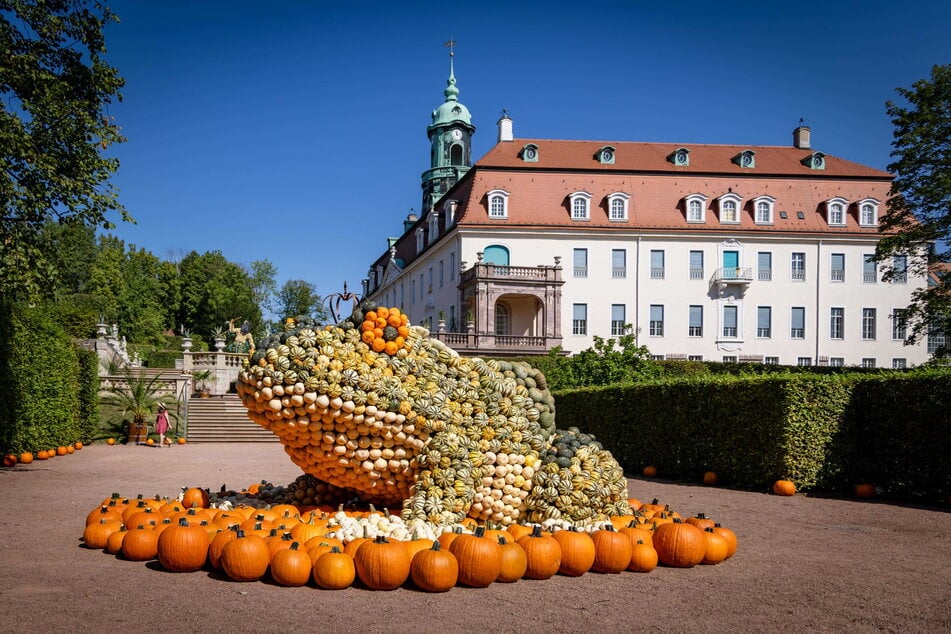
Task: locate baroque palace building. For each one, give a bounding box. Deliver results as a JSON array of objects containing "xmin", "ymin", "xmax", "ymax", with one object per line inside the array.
[{"xmin": 362, "ymin": 58, "xmax": 930, "ymax": 367}]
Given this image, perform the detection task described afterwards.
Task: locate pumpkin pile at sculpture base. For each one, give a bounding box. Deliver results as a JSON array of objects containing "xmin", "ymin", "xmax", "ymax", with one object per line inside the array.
[{"xmin": 83, "ymin": 306, "xmax": 739, "ymax": 588}]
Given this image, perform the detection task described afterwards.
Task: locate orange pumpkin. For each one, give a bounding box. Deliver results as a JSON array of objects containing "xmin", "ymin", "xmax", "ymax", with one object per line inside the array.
[
  {"xmin": 3, "ymin": 454, "xmax": 17, "ymax": 467},
  {"xmin": 313, "ymin": 547, "xmax": 356, "ymax": 590},
  {"xmin": 18, "ymin": 452, "xmax": 33, "ymax": 465},
  {"xmin": 590, "ymin": 525, "xmax": 632, "ymax": 574},
  {"xmin": 220, "ymin": 531, "xmax": 270, "ymax": 582},
  {"xmin": 854, "ymin": 483, "xmax": 875, "ymax": 499},
  {"xmin": 685, "ymin": 513, "xmax": 716, "ymax": 531},
  {"xmin": 703, "ymin": 471, "xmax": 718, "ymax": 485},
  {"xmin": 410, "ymin": 541, "xmax": 459, "ymax": 592},
  {"xmin": 773, "ymin": 479, "xmax": 797, "ymax": 496},
  {"xmin": 354, "ymin": 536, "xmax": 411, "ymax": 590},
  {"xmin": 270, "ymin": 542, "xmax": 312, "ymax": 587},
  {"xmin": 643, "ymin": 465, "xmax": 658, "ymax": 477},
  {"xmin": 450, "ymin": 527, "xmax": 503, "ymax": 587},
  {"xmin": 156, "ymin": 518, "xmax": 209, "ymax": 572},
  {"xmin": 516, "ymin": 525, "xmax": 562, "ymax": 580},
  {"xmin": 181, "ymin": 487, "xmax": 210, "ymax": 509},
  {"xmin": 551, "ymin": 527, "xmax": 595, "ymax": 577},
  {"xmin": 122, "ymin": 527, "xmax": 159, "ymax": 561},
  {"xmin": 629, "ymin": 539, "xmax": 658, "ymax": 573},
  {"xmin": 495, "ymin": 536, "xmax": 528, "ymax": 583},
  {"xmin": 653, "ymin": 519, "xmax": 706, "ymax": 568},
  {"xmin": 83, "ymin": 519, "xmax": 122, "ymax": 549},
  {"xmin": 712, "ymin": 523, "xmax": 738, "ymax": 559},
  {"xmin": 701, "ymin": 527, "xmax": 729, "ymax": 565}
]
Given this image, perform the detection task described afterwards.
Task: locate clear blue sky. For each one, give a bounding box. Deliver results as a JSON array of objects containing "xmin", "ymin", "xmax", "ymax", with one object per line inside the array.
[{"xmin": 102, "ymin": 1, "xmax": 950, "ymax": 300}]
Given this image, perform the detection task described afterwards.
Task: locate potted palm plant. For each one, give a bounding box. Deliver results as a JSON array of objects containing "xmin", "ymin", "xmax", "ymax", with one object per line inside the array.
[
  {"xmin": 192, "ymin": 369, "xmax": 214, "ymax": 397},
  {"xmin": 100, "ymin": 369, "xmax": 178, "ymax": 444}
]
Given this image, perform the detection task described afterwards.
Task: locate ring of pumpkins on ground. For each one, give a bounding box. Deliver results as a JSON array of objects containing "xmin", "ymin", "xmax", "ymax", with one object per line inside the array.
[{"xmin": 82, "ymin": 305, "xmax": 739, "ymax": 589}]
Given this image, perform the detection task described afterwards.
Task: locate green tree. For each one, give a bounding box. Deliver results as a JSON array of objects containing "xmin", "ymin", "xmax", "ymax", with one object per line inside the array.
[
  {"xmin": 875, "ymin": 64, "xmax": 951, "ymax": 355},
  {"xmin": 249, "ymin": 259, "xmax": 278, "ymax": 320},
  {"xmin": 118, "ymin": 246, "xmax": 165, "ymax": 344},
  {"xmin": 277, "ymin": 279, "xmax": 327, "ymax": 324},
  {"xmin": 177, "ymin": 250, "xmax": 261, "ymax": 339},
  {"xmin": 0, "ymin": 0, "xmax": 127, "ymax": 300},
  {"xmin": 87, "ymin": 235, "xmax": 125, "ymax": 324},
  {"xmin": 543, "ymin": 325, "xmax": 659, "ymax": 390}
]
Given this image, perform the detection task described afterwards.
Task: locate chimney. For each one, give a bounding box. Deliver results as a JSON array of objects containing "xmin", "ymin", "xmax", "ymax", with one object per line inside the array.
[
  {"xmin": 793, "ymin": 125, "xmax": 811, "ymax": 150},
  {"xmin": 403, "ymin": 213, "xmax": 418, "ymax": 233},
  {"xmin": 497, "ymin": 109, "xmax": 513, "ymax": 143}
]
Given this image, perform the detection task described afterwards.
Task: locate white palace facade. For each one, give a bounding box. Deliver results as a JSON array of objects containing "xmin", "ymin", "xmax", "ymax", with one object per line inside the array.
[{"xmin": 363, "ymin": 63, "xmax": 930, "ymax": 368}]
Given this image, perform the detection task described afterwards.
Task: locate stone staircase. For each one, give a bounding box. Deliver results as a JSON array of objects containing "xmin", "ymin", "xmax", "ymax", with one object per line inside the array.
[{"xmin": 185, "ymin": 394, "xmax": 279, "ymax": 443}]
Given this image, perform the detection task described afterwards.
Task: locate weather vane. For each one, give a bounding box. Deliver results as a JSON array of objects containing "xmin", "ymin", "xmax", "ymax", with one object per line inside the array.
[{"xmin": 444, "ymin": 38, "xmax": 456, "ymax": 57}]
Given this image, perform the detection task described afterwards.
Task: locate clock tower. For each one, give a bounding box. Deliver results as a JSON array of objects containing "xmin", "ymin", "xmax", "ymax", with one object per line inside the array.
[{"xmin": 421, "ymin": 41, "xmax": 475, "ymax": 212}]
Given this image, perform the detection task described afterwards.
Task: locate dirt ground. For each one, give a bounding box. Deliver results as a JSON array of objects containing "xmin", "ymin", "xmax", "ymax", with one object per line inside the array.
[{"xmin": 1, "ymin": 442, "xmax": 948, "ymax": 633}]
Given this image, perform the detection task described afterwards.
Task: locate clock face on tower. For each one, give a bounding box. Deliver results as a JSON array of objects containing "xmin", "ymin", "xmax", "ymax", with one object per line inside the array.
[{"xmin": 451, "ymin": 129, "xmax": 462, "ymax": 140}]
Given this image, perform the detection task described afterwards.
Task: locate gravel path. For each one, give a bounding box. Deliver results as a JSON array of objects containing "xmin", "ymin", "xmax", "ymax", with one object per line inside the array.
[{"xmin": 1, "ymin": 442, "xmax": 949, "ymax": 633}]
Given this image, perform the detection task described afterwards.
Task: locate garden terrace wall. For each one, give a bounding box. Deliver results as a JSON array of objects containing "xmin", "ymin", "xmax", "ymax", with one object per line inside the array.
[{"xmin": 554, "ymin": 372, "xmax": 951, "ymax": 501}]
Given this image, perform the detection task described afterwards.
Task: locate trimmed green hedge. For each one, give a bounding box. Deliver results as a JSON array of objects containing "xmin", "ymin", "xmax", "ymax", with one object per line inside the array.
[
  {"xmin": 76, "ymin": 347, "xmax": 100, "ymax": 443},
  {"xmin": 0, "ymin": 301, "xmax": 89, "ymax": 453},
  {"xmin": 554, "ymin": 371, "xmax": 950, "ymax": 501}
]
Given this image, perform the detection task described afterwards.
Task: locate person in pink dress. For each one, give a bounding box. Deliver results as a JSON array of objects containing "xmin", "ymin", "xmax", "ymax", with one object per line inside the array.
[{"xmin": 156, "ymin": 404, "xmax": 171, "ymax": 447}]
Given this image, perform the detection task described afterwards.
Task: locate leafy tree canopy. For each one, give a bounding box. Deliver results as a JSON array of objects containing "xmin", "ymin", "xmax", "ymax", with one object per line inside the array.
[
  {"xmin": 875, "ymin": 64, "xmax": 951, "ymax": 354},
  {"xmin": 277, "ymin": 279, "xmax": 328, "ymax": 326},
  {"xmin": 1, "ymin": 0, "xmax": 127, "ymax": 299}
]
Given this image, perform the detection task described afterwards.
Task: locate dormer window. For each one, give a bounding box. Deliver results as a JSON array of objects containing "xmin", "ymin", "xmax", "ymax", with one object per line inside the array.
[
  {"xmin": 857, "ymin": 198, "xmax": 879, "ymax": 227},
  {"xmin": 668, "ymin": 147, "xmax": 690, "ymax": 166},
  {"xmin": 428, "ymin": 210, "xmax": 440, "ymax": 240},
  {"xmin": 685, "ymin": 193, "xmax": 708, "ymax": 223},
  {"xmin": 754, "ymin": 195, "xmax": 775, "ymax": 224},
  {"xmin": 606, "ymin": 192, "xmax": 629, "ymax": 221},
  {"xmin": 444, "ymin": 200, "xmax": 458, "ymax": 226},
  {"xmin": 487, "ymin": 189, "xmax": 509, "ymax": 219},
  {"xmin": 733, "ymin": 150, "xmax": 756, "ymax": 168},
  {"xmin": 569, "ymin": 191, "xmax": 592, "ymax": 221},
  {"xmin": 597, "ymin": 146, "xmax": 616, "ymax": 164},
  {"xmin": 802, "ymin": 152, "xmax": 826, "ymax": 170},
  {"xmin": 718, "ymin": 192, "xmax": 743, "ymax": 224},
  {"xmin": 415, "ymin": 228, "xmax": 425, "ymax": 254},
  {"xmin": 521, "ymin": 144, "xmax": 539, "ymax": 162},
  {"xmin": 826, "ymin": 197, "xmax": 848, "ymax": 226}
]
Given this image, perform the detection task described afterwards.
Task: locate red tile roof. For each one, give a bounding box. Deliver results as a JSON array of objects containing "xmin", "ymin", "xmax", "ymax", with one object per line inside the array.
[{"xmin": 453, "ymin": 140, "xmax": 892, "ymax": 236}]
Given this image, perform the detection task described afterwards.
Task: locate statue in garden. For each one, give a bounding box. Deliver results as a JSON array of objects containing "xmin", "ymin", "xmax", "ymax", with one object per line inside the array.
[{"xmin": 227, "ymin": 319, "xmax": 255, "ymax": 353}]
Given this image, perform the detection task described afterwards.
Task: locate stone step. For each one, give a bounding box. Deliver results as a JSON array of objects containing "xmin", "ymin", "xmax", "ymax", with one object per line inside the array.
[{"xmin": 186, "ymin": 394, "xmax": 278, "ymax": 443}]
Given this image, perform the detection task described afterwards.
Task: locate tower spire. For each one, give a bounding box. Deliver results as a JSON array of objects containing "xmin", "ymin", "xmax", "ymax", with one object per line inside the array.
[{"xmin": 443, "ymin": 39, "xmax": 458, "ymax": 101}]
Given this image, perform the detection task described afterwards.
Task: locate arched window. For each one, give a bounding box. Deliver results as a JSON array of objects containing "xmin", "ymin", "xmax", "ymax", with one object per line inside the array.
[
  {"xmin": 825, "ymin": 197, "xmax": 849, "ymax": 226},
  {"xmin": 718, "ymin": 192, "xmax": 742, "ymax": 224},
  {"xmin": 487, "ymin": 190, "xmax": 509, "ymax": 218},
  {"xmin": 450, "ymin": 143, "xmax": 464, "ymax": 166},
  {"xmin": 495, "ymin": 302, "xmax": 511, "ymax": 336},
  {"xmin": 607, "ymin": 192, "xmax": 629, "ymax": 221},
  {"xmin": 569, "ymin": 191, "xmax": 591, "ymax": 220},
  {"xmin": 858, "ymin": 199, "xmax": 879, "ymax": 226},
  {"xmin": 685, "ymin": 194, "xmax": 707, "ymax": 223},
  {"xmin": 754, "ymin": 195, "xmax": 775, "ymax": 224},
  {"xmin": 483, "ymin": 245, "xmax": 510, "ymax": 266}
]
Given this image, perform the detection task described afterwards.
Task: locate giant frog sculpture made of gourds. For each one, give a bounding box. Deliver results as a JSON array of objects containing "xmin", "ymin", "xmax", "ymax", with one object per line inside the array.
[{"xmin": 237, "ymin": 302, "xmax": 631, "ymax": 525}]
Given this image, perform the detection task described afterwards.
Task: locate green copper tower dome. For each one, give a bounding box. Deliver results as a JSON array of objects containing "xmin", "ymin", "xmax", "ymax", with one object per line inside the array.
[{"xmin": 421, "ymin": 41, "xmax": 475, "ymax": 212}]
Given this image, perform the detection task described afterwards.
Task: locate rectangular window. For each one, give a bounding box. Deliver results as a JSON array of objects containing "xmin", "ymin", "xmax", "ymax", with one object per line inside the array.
[
  {"xmin": 573, "ymin": 248, "xmax": 588, "ymax": 278},
  {"xmin": 892, "ymin": 309, "xmax": 907, "ymax": 340},
  {"xmin": 689, "ymin": 250, "xmax": 704, "ymax": 279},
  {"xmin": 830, "ymin": 307, "xmax": 844, "ymax": 340},
  {"xmin": 722, "ymin": 305, "xmax": 738, "ymax": 338},
  {"xmin": 450, "ymin": 252, "xmax": 456, "ymax": 281},
  {"xmin": 411, "ymin": 279, "xmax": 415, "ymax": 304},
  {"xmin": 758, "ymin": 251, "xmax": 772, "ymax": 281},
  {"xmin": 892, "ymin": 358, "xmax": 907, "ymax": 369},
  {"xmin": 611, "ymin": 304, "xmax": 625, "ymax": 336},
  {"xmin": 688, "ymin": 305, "xmax": 703, "ymax": 337},
  {"xmin": 862, "ymin": 308, "xmax": 876, "ymax": 340},
  {"xmin": 428, "ymin": 267, "xmax": 433, "ymax": 292},
  {"xmin": 863, "ymin": 255, "xmax": 877, "ymax": 283},
  {"xmin": 419, "ymin": 274, "xmax": 424, "ymax": 299},
  {"xmin": 650, "ymin": 250, "xmax": 665, "ymax": 279},
  {"xmin": 649, "ymin": 304, "xmax": 664, "ymax": 336},
  {"xmin": 757, "ymin": 306, "xmax": 771, "ymax": 338},
  {"xmin": 764, "ymin": 356, "xmax": 779, "ymax": 365},
  {"xmin": 439, "ymin": 260, "xmax": 444, "ymax": 288},
  {"xmin": 791, "ymin": 252, "xmax": 806, "ymax": 281},
  {"xmin": 611, "ymin": 249, "xmax": 626, "ymax": 279},
  {"xmin": 572, "ymin": 304, "xmax": 587, "ymax": 335},
  {"xmin": 892, "ymin": 255, "xmax": 908, "ymax": 283},
  {"xmin": 797, "ymin": 357, "xmax": 812, "ymax": 367},
  {"xmin": 400, "ymin": 283, "xmax": 405, "ymax": 307},
  {"xmin": 830, "ymin": 253, "xmax": 845, "ymax": 282},
  {"xmin": 688, "ymin": 354, "xmax": 703, "ymax": 362},
  {"xmin": 830, "ymin": 357, "xmax": 845, "ymax": 367},
  {"xmin": 929, "ymin": 321, "xmax": 947, "ymax": 355},
  {"xmin": 791, "ymin": 307, "xmax": 805, "ymax": 339},
  {"xmin": 722, "ymin": 355, "xmax": 737, "ymax": 364},
  {"xmin": 862, "ymin": 358, "xmax": 876, "ymax": 368}
]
